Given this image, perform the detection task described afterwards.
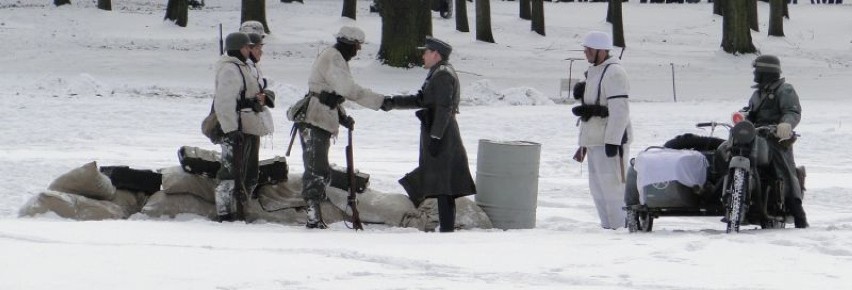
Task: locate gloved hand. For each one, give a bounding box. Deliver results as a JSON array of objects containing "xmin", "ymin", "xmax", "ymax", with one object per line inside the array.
[
  {"xmin": 604, "ymin": 144, "xmax": 621, "ymax": 158},
  {"xmin": 340, "ymin": 115, "xmax": 355, "ymax": 130},
  {"xmin": 225, "ymin": 131, "xmax": 243, "ymax": 144},
  {"xmin": 776, "ymin": 122, "xmax": 793, "ymax": 141},
  {"xmin": 428, "ymin": 137, "xmax": 441, "ymax": 157},
  {"xmin": 263, "ymin": 89, "xmax": 276, "ymax": 108},
  {"xmin": 572, "ymin": 81, "xmax": 586, "ymax": 100},
  {"xmin": 380, "ymin": 96, "xmax": 394, "ymax": 111}
]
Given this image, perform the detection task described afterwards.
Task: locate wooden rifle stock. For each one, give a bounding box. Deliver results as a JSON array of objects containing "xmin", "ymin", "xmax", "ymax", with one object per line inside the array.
[{"xmin": 346, "ymin": 127, "xmax": 363, "ymax": 230}]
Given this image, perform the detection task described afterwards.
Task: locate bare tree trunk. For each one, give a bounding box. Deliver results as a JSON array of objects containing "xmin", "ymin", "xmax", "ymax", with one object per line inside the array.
[
  {"xmin": 378, "ymin": 0, "xmax": 431, "ymax": 68},
  {"xmin": 783, "ymin": 0, "xmax": 789, "ymax": 19},
  {"xmin": 343, "ymin": 0, "xmax": 356, "ymax": 20},
  {"xmin": 747, "ymin": 0, "xmax": 759, "ymax": 31},
  {"xmin": 531, "ymin": 0, "xmax": 545, "ymax": 35},
  {"xmin": 713, "ymin": 0, "xmax": 724, "ymax": 16},
  {"xmin": 165, "ymin": 0, "xmax": 189, "ymax": 27},
  {"xmin": 721, "ymin": 0, "xmax": 756, "ymax": 54},
  {"xmin": 241, "ymin": 0, "xmax": 270, "ymax": 34},
  {"xmin": 520, "ymin": 0, "xmax": 531, "ymax": 20},
  {"xmin": 611, "ymin": 0, "xmax": 625, "ymax": 48},
  {"xmin": 768, "ymin": 0, "xmax": 785, "ymax": 36},
  {"xmin": 54, "ymin": 0, "xmax": 70, "ymax": 6},
  {"xmin": 476, "ymin": 0, "xmax": 495, "ymax": 43},
  {"xmin": 455, "ymin": 0, "xmax": 470, "ymax": 32},
  {"xmin": 97, "ymin": 0, "xmax": 111, "ymax": 10},
  {"xmin": 607, "ymin": 0, "xmax": 614, "ymax": 23}
]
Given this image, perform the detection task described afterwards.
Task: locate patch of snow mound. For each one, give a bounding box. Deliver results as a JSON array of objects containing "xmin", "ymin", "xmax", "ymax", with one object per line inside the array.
[{"xmin": 462, "ymin": 79, "xmax": 553, "ymax": 106}]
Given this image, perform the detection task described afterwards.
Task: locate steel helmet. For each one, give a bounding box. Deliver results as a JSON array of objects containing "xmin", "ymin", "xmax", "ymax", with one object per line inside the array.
[
  {"xmin": 224, "ymin": 32, "xmax": 253, "ymax": 51},
  {"xmin": 335, "ymin": 26, "xmax": 366, "ymax": 44},
  {"xmin": 752, "ymin": 54, "xmax": 782, "ymax": 74},
  {"xmin": 239, "ymin": 20, "xmax": 266, "ymax": 36},
  {"xmin": 582, "ymin": 31, "xmax": 613, "ymax": 50}
]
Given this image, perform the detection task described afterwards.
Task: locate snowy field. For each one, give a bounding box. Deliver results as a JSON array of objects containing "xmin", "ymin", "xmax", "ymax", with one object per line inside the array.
[{"xmin": 2, "ymin": 0, "xmax": 852, "ymax": 289}]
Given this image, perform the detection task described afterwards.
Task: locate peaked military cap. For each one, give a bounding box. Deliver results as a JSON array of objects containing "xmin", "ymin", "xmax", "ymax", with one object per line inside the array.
[{"xmin": 418, "ymin": 36, "xmax": 452, "ymax": 59}]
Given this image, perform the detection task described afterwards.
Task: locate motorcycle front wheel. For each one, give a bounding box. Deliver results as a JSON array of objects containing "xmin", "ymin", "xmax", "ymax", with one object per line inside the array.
[{"xmin": 726, "ymin": 168, "xmax": 749, "ymax": 233}]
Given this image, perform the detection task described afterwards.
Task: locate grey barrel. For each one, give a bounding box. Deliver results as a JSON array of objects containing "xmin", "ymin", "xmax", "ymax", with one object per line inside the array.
[{"xmin": 475, "ymin": 140, "xmax": 541, "ymax": 229}]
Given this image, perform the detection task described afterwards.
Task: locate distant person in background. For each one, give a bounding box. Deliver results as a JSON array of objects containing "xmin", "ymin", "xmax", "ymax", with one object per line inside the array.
[
  {"xmin": 743, "ymin": 54, "xmax": 808, "ymax": 228},
  {"xmin": 572, "ymin": 31, "xmax": 632, "ymax": 230},
  {"xmin": 381, "ymin": 37, "xmax": 477, "ymax": 233},
  {"xmin": 286, "ymin": 26, "xmax": 386, "ymax": 229}
]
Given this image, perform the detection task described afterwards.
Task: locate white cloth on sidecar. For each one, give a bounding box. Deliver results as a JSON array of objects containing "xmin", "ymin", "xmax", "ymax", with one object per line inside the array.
[{"xmin": 635, "ymin": 148, "xmax": 708, "ymax": 194}]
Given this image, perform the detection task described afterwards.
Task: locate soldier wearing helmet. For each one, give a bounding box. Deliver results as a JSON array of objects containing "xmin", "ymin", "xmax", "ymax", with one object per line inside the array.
[
  {"xmin": 210, "ymin": 32, "xmax": 272, "ymax": 222},
  {"xmin": 744, "ymin": 54, "xmax": 808, "ymax": 228},
  {"xmin": 286, "ymin": 26, "xmax": 386, "ymax": 229},
  {"xmin": 572, "ymin": 31, "xmax": 633, "ymax": 230}
]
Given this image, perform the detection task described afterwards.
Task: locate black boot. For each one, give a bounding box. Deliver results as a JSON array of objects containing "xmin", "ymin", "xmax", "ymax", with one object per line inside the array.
[
  {"xmin": 788, "ymin": 197, "xmax": 809, "ymax": 229},
  {"xmin": 437, "ymin": 196, "xmax": 456, "ymax": 233},
  {"xmin": 305, "ymin": 200, "xmax": 328, "ymax": 229}
]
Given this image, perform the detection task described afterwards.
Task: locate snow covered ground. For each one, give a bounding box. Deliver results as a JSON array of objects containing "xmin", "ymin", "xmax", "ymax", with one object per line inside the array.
[{"xmin": 2, "ymin": 0, "xmax": 852, "ymax": 289}]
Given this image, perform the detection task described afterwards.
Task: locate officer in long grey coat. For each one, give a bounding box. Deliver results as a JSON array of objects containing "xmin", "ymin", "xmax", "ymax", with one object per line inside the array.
[
  {"xmin": 382, "ymin": 37, "xmax": 476, "ymax": 232},
  {"xmin": 287, "ymin": 26, "xmax": 385, "ymax": 229},
  {"xmin": 745, "ymin": 54, "xmax": 808, "ymax": 228}
]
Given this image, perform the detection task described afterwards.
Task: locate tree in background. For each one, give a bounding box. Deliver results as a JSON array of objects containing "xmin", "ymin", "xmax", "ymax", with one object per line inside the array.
[
  {"xmin": 747, "ymin": 0, "xmax": 758, "ymax": 31},
  {"xmin": 476, "ymin": 0, "xmax": 495, "ymax": 43},
  {"xmin": 531, "ymin": 0, "xmax": 545, "ymax": 36},
  {"xmin": 721, "ymin": 0, "xmax": 756, "ymax": 54},
  {"xmin": 520, "ymin": 0, "xmax": 531, "ymax": 20},
  {"xmin": 610, "ymin": 0, "xmax": 625, "ymax": 48},
  {"xmin": 241, "ymin": 0, "xmax": 270, "ymax": 34},
  {"xmin": 165, "ymin": 0, "xmax": 189, "ymax": 27},
  {"xmin": 455, "ymin": 0, "xmax": 470, "ymax": 33},
  {"xmin": 713, "ymin": 0, "xmax": 724, "ymax": 16},
  {"xmin": 768, "ymin": 0, "xmax": 785, "ymax": 36},
  {"xmin": 378, "ymin": 0, "xmax": 431, "ymax": 68},
  {"xmin": 343, "ymin": 0, "xmax": 356, "ymax": 20},
  {"xmin": 54, "ymin": 0, "xmax": 70, "ymax": 6},
  {"xmin": 98, "ymin": 0, "xmax": 111, "ymax": 11}
]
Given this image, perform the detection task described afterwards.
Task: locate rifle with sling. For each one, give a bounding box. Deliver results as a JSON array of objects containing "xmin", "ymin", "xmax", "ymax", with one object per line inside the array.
[{"xmin": 346, "ymin": 126, "xmax": 363, "ymax": 230}]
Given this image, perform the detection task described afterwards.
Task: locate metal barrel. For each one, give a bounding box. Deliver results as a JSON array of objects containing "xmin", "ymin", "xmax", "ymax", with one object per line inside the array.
[{"xmin": 475, "ymin": 140, "xmax": 541, "ymax": 230}]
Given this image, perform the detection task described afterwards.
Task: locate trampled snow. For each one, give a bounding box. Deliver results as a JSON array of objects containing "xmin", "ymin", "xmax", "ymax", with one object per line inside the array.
[{"xmin": 1, "ymin": 1, "xmax": 852, "ymax": 289}]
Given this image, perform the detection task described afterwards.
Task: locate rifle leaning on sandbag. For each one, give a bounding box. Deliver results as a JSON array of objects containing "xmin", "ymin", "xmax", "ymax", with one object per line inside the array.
[{"xmin": 345, "ymin": 125, "xmax": 364, "ymax": 230}]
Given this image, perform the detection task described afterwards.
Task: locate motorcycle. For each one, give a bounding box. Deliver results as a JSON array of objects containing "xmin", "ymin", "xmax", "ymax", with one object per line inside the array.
[{"xmin": 624, "ymin": 114, "xmax": 804, "ymax": 233}]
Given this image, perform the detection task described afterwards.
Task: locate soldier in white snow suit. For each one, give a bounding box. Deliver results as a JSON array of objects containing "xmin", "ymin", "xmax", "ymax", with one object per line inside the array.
[
  {"xmin": 572, "ymin": 31, "xmax": 632, "ymax": 230},
  {"xmin": 287, "ymin": 26, "xmax": 385, "ymax": 229},
  {"xmin": 213, "ymin": 32, "xmax": 273, "ymax": 222}
]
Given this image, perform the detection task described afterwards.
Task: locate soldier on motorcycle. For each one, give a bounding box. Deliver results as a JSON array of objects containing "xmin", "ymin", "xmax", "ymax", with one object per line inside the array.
[{"xmin": 743, "ymin": 54, "xmax": 808, "ymax": 228}]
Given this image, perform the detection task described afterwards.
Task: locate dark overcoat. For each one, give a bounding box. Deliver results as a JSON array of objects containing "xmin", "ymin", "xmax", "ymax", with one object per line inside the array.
[{"xmin": 394, "ymin": 61, "xmax": 476, "ymax": 199}]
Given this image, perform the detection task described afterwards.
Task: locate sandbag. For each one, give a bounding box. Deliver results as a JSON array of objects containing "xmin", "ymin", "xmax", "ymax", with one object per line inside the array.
[
  {"xmin": 111, "ymin": 189, "xmax": 147, "ymax": 218},
  {"xmin": 19, "ymin": 191, "xmax": 125, "ymax": 220},
  {"xmin": 47, "ymin": 161, "xmax": 116, "ymax": 201},
  {"xmin": 253, "ymin": 174, "xmax": 307, "ymax": 210},
  {"xmin": 258, "ymin": 156, "xmax": 288, "ymax": 185},
  {"xmin": 326, "ymin": 187, "xmax": 415, "ymax": 226},
  {"xmin": 400, "ymin": 197, "xmax": 493, "ymax": 231},
  {"xmin": 140, "ymin": 191, "xmax": 216, "ymax": 220},
  {"xmin": 160, "ymin": 166, "xmax": 216, "ymax": 203}
]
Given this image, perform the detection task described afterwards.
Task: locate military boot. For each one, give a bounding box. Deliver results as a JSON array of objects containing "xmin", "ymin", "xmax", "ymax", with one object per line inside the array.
[
  {"xmin": 788, "ymin": 197, "xmax": 809, "ymax": 229},
  {"xmin": 305, "ymin": 200, "xmax": 328, "ymax": 229}
]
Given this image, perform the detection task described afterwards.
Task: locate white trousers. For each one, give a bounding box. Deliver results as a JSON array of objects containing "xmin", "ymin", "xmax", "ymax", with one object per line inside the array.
[{"xmin": 586, "ymin": 145, "xmax": 629, "ymax": 229}]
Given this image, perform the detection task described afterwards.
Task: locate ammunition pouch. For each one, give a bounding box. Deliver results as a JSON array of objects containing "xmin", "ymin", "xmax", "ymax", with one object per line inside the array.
[
  {"xmin": 315, "ymin": 91, "xmax": 345, "ymax": 109},
  {"xmin": 237, "ymin": 98, "xmax": 263, "ymax": 113},
  {"xmin": 571, "ymin": 104, "xmax": 609, "ymax": 122}
]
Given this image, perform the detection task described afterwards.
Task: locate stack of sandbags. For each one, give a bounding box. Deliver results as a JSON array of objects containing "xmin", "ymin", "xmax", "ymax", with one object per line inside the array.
[
  {"xmin": 399, "ymin": 197, "xmax": 493, "ymax": 232},
  {"xmin": 141, "ymin": 166, "xmax": 217, "ymax": 220},
  {"xmin": 18, "ymin": 161, "xmax": 137, "ymax": 220},
  {"xmin": 243, "ymin": 173, "xmax": 346, "ymax": 225},
  {"xmin": 325, "ymin": 186, "xmax": 416, "ymax": 227}
]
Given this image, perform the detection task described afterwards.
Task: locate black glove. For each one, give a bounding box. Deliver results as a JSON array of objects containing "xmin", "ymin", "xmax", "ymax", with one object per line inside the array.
[
  {"xmin": 380, "ymin": 97, "xmax": 394, "ymax": 111},
  {"xmin": 428, "ymin": 137, "xmax": 441, "ymax": 157},
  {"xmin": 340, "ymin": 115, "xmax": 355, "ymax": 130},
  {"xmin": 605, "ymin": 144, "xmax": 621, "ymax": 158},
  {"xmin": 572, "ymin": 81, "xmax": 586, "ymax": 100},
  {"xmin": 224, "ymin": 131, "xmax": 243, "ymax": 144}
]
